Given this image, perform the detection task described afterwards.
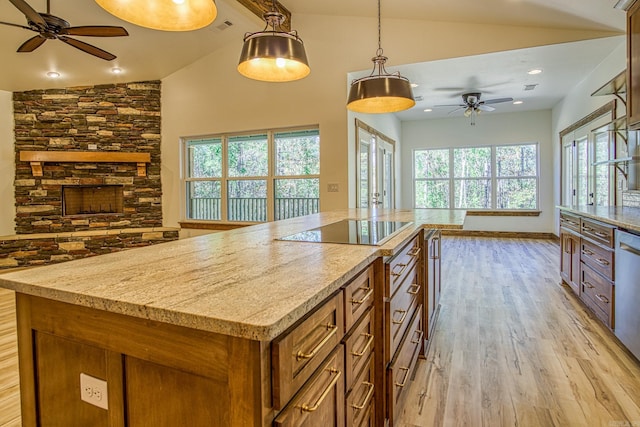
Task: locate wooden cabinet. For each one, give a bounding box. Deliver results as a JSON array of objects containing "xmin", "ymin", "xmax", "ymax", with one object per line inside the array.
[
  {"xmin": 424, "ymin": 229, "xmax": 441, "ymax": 343},
  {"xmin": 560, "ymin": 228, "xmax": 581, "ymax": 296},
  {"xmin": 628, "ymin": 0, "xmax": 640, "ymax": 129}
]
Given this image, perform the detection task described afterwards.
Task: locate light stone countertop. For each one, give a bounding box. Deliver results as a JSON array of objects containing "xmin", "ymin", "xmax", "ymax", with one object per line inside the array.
[
  {"xmin": 0, "ymin": 209, "xmax": 465, "ymax": 341},
  {"xmin": 557, "ymin": 205, "xmax": 640, "ymax": 232}
]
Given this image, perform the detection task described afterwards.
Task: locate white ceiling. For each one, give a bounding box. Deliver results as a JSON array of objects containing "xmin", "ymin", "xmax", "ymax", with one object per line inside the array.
[{"xmin": 0, "ymin": 0, "xmax": 628, "ymax": 121}]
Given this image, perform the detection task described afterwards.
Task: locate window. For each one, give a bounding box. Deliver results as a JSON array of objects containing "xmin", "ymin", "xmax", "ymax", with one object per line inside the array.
[
  {"xmin": 414, "ymin": 143, "xmax": 539, "ymax": 209},
  {"xmin": 184, "ymin": 127, "xmax": 320, "ymax": 222}
]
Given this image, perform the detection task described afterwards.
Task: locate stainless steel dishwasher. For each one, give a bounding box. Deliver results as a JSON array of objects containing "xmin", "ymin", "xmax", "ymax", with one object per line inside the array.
[{"xmin": 615, "ymin": 229, "xmax": 640, "ymax": 360}]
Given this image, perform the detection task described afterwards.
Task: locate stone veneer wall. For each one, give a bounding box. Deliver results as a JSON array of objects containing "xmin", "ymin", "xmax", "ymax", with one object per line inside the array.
[
  {"xmin": 3, "ymin": 81, "xmax": 179, "ymax": 269},
  {"xmin": 13, "ymin": 81, "xmax": 162, "ymax": 233}
]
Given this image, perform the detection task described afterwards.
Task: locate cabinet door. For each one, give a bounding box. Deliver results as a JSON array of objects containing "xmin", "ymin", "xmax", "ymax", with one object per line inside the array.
[
  {"xmin": 560, "ymin": 232, "xmax": 572, "ymax": 284},
  {"xmin": 629, "ymin": 0, "xmax": 640, "ymax": 129},
  {"xmin": 432, "ymin": 231, "xmax": 441, "ymax": 315},
  {"xmin": 560, "ymin": 230, "xmax": 581, "ymax": 296},
  {"xmin": 570, "ymin": 233, "xmax": 581, "ymax": 295}
]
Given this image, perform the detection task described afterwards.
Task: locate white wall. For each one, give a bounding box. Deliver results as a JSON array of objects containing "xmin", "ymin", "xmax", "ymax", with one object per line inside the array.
[
  {"xmin": 160, "ymin": 12, "xmax": 615, "ymax": 228},
  {"xmin": 551, "ymin": 38, "xmax": 627, "ymax": 232},
  {"xmin": 401, "ymin": 110, "xmax": 554, "ymax": 232},
  {"xmin": 0, "ymin": 90, "xmax": 14, "ymax": 236}
]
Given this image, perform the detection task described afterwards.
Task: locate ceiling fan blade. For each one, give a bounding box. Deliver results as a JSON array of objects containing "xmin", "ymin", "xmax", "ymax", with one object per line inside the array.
[
  {"xmin": 483, "ymin": 97, "xmax": 513, "ymax": 105},
  {"xmin": 17, "ymin": 35, "xmax": 46, "ymax": 52},
  {"xmin": 59, "ymin": 36, "xmax": 116, "ymax": 61},
  {"xmin": 434, "ymin": 103, "xmax": 465, "ymax": 108},
  {"xmin": 477, "ymin": 104, "xmax": 495, "ymax": 112},
  {"xmin": 448, "ymin": 107, "xmax": 465, "ymax": 115},
  {"xmin": 0, "ymin": 20, "xmax": 32, "ymax": 30},
  {"xmin": 62, "ymin": 26, "xmax": 129, "ymax": 37},
  {"xmin": 9, "ymin": 0, "xmax": 47, "ymax": 28}
]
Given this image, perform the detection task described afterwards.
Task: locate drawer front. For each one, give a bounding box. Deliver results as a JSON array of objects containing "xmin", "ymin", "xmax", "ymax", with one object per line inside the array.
[
  {"xmin": 387, "ymin": 268, "xmax": 421, "ymax": 357},
  {"xmin": 581, "ymin": 262, "xmax": 613, "ymax": 324},
  {"xmin": 387, "ymin": 308, "xmax": 423, "ymax": 426},
  {"xmin": 344, "ymin": 264, "xmax": 375, "ymax": 331},
  {"xmin": 272, "ymin": 292, "xmax": 345, "ymax": 409},
  {"xmin": 343, "ymin": 308, "xmax": 374, "ymax": 394},
  {"xmin": 560, "ymin": 212, "xmax": 581, "ymax": 232},
  {"xmin": 581, "ymin": 218, "xmax": 615, "ymax": 248},
  {"xmin": 581, "ymin": 239, "xmax": 614, "ymax": 280},
  {"xmin": 274, "ymin": 346, "xmax": 346, "ymax": 427},
  {"xmin": 345, "ymin": 355, "xmax": 375, "ymax": 427},
  {"xmin": 387, "ymin": 236, "xmax": 421, "ymax": 297}
]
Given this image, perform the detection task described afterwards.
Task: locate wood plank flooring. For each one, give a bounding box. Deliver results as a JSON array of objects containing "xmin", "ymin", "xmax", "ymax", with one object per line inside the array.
[
  {"xmin": 0, "ymin": 237, "xmax": 639, "ymax": 426},
  {"xmin": 398, "ymin": 236, "xmax": 640, "ymax": 427}
]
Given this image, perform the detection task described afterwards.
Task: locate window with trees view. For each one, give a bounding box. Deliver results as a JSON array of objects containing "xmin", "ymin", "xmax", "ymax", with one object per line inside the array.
[
  {"xmin": 184, "ymin": 127, "xmax": 320, "ymax": 222},
  {"xmin": 414, "ymin": 143, "xmax": 538, "ymax": 209}
]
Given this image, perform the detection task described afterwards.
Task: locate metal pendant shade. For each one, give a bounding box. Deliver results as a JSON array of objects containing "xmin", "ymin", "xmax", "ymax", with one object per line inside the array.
[
  {"xmin": 347, "ymin": 0, "xmax": 415, "ymax": 114},
  {"xmin": 237, "ymin": 8, "xmax": 310, "ymax": 82},
  {"xmin": 95, "ymin": 0, "xmax": 217, "ymax": 32}
]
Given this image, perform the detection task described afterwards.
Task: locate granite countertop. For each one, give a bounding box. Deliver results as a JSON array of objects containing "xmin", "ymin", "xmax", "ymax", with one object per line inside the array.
[
  {"xmin": 557, "ymin": 205, "xmax": 640, "ymax": 232},
  {"xmin": 0, "ymin": 209, "xmax": 465, "ymax": 341}
]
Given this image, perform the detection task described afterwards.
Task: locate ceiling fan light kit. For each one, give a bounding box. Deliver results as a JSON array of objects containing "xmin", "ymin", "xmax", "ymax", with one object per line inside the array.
[
  {"xmin": 346, "ymin": 0, "xmax": 415, "ymax": 114},
  {"xmin": 95, "ymin": 0, "xmax": 217, "ymax": 31},
  {"xmin": 237, "ymin": 3, "xmax": 310, "ymax": 82}
]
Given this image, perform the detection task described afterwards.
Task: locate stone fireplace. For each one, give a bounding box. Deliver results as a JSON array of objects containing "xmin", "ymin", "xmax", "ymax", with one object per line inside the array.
[{"xmin": 2, "ymin": 80, "xmax": 179, "ymax": 269}]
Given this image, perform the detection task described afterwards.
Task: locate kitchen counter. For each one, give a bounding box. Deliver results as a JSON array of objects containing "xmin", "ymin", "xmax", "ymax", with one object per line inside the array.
[
  {"xmin": 557, "ymin": 205, "xmax": 640, "ymax": 232},
  {"xmin": 0, "ymin": 209, "xmax": 464, "ymax": 341}
]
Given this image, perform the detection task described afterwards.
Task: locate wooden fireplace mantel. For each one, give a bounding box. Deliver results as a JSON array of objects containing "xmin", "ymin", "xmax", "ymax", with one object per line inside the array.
[{"xmin": 19, "ymin": 151, "xmax": 152, "ymax": 177}]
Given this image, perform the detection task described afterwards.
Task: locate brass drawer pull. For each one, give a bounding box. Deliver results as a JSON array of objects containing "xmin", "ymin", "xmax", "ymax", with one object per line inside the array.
[
  {"xmin": 300, "ymin": 368, "xmax": 342, "ymax": 412},
  {"xmin": 395, "ymin": 366, "xmax": 411, "ymax": 388},
  {"xmin": 582, "ymin": 249, "xmax": 595, "ymax": 256},
  {"xmin": 296, "ymin": 324, "xmax": 338, "ymax": 360},
  {"xmin": 596, "ymin": 294, "xmax": 610, "ymax": 304},
  {"xmin": 595, "ymin": 258, "xmax": 610, "ymax": 266},
  {"xmin": 391, "ymin": 263, "xmax": 408, "ymax": 277},
  {"xmin": 351, "ymin": 287, "xmax": 373, "ymax": 305},
  {"xmin": 407, "ymin": 284, "xmax": 420, "ymax": 295},
  {"xmin": 408, "ymin": 246, "xmax": 421, "ymax": 257},
  {"xmin": 594, "ymin": 231, "xmax": 609, "ymax": 238},
  {"xmin": 351, "ymin": 333, "xmax": 374, "ymax": 357},
  {"xmin": 391, "ymin": 309, "xmax": 408, "ymax": 325},
  {"xmin": 351, "ymin": 381, "xmax": 374, "ymax": 410},
  {"xmin": 582, "ymin": 281, "xmax": 595, "ymax": 289},
  {"xmin": 411, "ymin": 329, "xmax": 424, "ymax": 345}
]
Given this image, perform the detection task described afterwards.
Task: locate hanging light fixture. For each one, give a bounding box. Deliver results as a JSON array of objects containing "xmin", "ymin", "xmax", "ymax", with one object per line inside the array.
[
  {"xmin": 95, "ymin": 0, "xmax": 217, "ymax": 32},
  {"xmin": 347, "ymin": 0, "xmax": 415, "ymax": 114},
  {"xmin": 237, "ymin": 0, "xmax": 310, "ymax": 82}
]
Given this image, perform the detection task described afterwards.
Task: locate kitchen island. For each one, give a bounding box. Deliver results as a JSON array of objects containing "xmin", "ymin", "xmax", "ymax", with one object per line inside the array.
[{"xmin": 0, "ymin": 209, "xmax": 464, "ymax": 426}]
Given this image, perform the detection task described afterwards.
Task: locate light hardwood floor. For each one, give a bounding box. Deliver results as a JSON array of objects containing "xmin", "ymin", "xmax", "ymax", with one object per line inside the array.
[
  {"xmin": 398, "ymin": 237, "xmax": 640, "ymax": 427},
  {"xmin": 0, "ymin": 237, "xmax": 639, "ymax": 426}
]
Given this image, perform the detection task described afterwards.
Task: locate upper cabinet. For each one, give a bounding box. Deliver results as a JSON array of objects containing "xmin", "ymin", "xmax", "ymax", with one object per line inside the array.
[{"xmin": 628, "ymin": 0, "xmax": 640, "ymax": 128}]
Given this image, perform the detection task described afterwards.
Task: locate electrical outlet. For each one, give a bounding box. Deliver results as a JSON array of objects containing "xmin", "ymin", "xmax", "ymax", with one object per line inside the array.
[
  {"xmin": 87, "ymin": 144, "xmax": 98, "ymax": 150},
  {"xmin": 328, "ymin": 183, "xmax": 339, "ymax": 193},
  {"xmin": 80, "ymin": 373, "xmax": 108, "ymax": 410}
]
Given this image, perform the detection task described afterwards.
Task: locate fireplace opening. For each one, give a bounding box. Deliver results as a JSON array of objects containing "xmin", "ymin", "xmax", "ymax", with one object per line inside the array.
[{"xmin": 62, "ymin": 185, "xmax": 124, "ymax": 216}]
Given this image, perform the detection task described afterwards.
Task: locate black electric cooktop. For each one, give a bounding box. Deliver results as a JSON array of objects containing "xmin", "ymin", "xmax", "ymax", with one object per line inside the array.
[{"xmin": 278, "ymin": 220, "xmax": 412, "ymax": 246}]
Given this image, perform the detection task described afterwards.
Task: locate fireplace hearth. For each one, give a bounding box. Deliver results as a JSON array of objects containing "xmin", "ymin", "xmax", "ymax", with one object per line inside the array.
[{"xmin": 63, "ymin": 185, "xmax": 124, "ymax": 216}]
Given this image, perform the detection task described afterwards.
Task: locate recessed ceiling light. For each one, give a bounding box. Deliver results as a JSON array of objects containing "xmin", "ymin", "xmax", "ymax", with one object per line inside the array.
[
  {"xmin": 111, "ymin": 67, "xmax": 123, "ymax": 74},
  {"xmin": 46, "ymin": 71, "xmax": 60, "ymax": 78},
  {"xmin": 424, "ymin": 108, "xmax": 432, "ymax": 112},
  {"xmin": 527, "ymin": 69, "xmax": 543, "ymax": 75},
  {"xmin": 411, "ymin": 83, "xmax": 419, "ymax": 88},
  {"xmin": 513, "ymin": 100, "xmax": 523, "ymax": 105}
]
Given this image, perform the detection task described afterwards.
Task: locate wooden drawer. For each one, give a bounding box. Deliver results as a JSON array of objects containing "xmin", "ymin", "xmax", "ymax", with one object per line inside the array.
[
  {"xmin": 274, "ymin": 346, "xmax": 346, "ymax": 427},
  {"xmin": 581, "ymin": 239, "xmax": 614, "ymax": 281},
  {"xmin": 560, "ymin": 211, "xmax": 581, "ymax": 232},
  {"xmin": 387, "ymin": 308, "xmax": 423, "ymax": 427},
  {"xmin": 580, "ymin": 262, "xmax": 613, "ymax": 327},
  {"xmin": 344, "ymin": 264, "xmax": 374, "ymax": 332},
  {"xmin": 386, "ymin": 236, "xmax": 421, "ymax": 297},
  {"xmin": 581, "ymin": 218, "xmax": 616, "ymax": 248},
  {"xmin": 386, "ymin": 268, "xmax": 420, "ymax": 358},
  {"xmin": 272, "ymin": 292, "xmax": 345, "ymax": 409},
  {"xmin": 343, "ymin": 308, "xmax": 374, "ymax": 394},
  {"xmin": 345, "ymin": 354, "xmax": 375, "ymax": 427}
]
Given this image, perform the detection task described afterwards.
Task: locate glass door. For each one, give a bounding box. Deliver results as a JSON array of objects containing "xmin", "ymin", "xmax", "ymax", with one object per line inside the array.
[{"xmin": 356, "ymin": 120, "xmax": 396, "ymax": 208}]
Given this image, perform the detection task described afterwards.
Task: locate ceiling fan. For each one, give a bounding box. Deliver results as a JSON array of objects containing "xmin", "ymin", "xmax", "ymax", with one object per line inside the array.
[
  {"xmin": 0, "ymin": 0, "xmax": 129, "ymax": 61},
  {"xmin": 435, "ymin": 92, "xmax": 514, "ymax": 124}
]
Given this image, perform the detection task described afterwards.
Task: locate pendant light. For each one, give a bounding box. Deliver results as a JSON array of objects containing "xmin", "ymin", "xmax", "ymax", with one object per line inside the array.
[
  {"xmin": 347, "ymin": 0, "xmax": 415, "ymax": 114},
  {"xmin": 95, "ymin": 0, "xmax": 217, "ymax": 32},
  {"xmin": 237, "ymin": 0, "xmax": 310, "ymax": 82}
]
